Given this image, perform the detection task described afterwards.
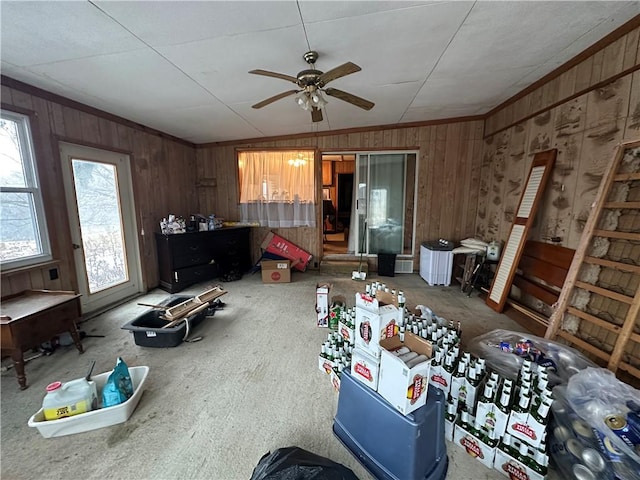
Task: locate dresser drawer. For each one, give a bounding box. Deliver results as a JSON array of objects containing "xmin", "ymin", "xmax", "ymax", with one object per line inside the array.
[
  {"xmin": 173, "ymin": 252, "xmax": 211, "ymax": 269},
  {"xmin": 173, "ymin": 264, "xmax": 218, "ymax": 290},
  {"xmin": 168, "ymin": 234, "xmax": 209, "ymax": 254}
]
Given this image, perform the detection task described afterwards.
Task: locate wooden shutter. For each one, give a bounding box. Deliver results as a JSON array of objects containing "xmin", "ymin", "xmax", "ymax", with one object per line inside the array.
[{"xmin": 486, "ymin": 149, "xmax": 557, "ymax": 312}]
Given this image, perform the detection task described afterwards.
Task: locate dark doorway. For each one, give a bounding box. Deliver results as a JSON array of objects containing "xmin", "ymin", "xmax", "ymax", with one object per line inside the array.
[{"xmin": 337, "ymin": 173, "xmax": 353, "ymax": 232}]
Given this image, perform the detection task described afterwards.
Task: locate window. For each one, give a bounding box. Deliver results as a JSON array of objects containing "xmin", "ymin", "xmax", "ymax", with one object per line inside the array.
[
  {"xmin": 0, "ymin": 110, "xmax": 52, "ymax": 268},
  {"xmin": 238, "ymin": 150, "xmax": 316, "ymax": 227}
]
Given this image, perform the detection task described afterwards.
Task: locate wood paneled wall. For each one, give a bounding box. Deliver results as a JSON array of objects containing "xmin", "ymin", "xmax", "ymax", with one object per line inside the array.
[
  {"xmin": 485, "ymin": 23, "xmax": 640, "ymax": 137},
  {"xmin": 196, "ymin": 121, "xmax": 485, "ymax": 266},
  {"xmin": 0, "ymin": 82, "xmax": 198, "ymax": 297},
  {"xmin": 478, "ymin": 24, "xmax": 640, "ymax": 374},
  {"xmin": 478, "ymin": 26, "xmax": 640, "ymax": 250}
]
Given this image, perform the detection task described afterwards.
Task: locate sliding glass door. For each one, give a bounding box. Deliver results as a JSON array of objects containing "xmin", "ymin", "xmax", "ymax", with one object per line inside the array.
[{"xmin": 353, "ymin": 152, "xmax": 417, "ymax": 256}]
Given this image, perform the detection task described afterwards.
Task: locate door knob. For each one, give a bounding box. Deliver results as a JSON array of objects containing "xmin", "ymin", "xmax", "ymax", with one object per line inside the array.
[{"xmin": 72, "ymin": 243, "xmax": 81, "ymax": 250}]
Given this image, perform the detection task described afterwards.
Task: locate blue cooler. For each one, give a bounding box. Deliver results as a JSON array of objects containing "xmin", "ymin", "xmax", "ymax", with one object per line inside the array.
[{"xmin": 333, "ymin": 368, "xmax": 448, "ymax": 480}]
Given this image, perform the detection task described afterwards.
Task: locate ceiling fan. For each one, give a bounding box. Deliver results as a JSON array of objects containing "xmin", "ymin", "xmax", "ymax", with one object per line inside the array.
[{"xmin": 249, "ymin": 51, "xmax": 375, "ymax": 122}]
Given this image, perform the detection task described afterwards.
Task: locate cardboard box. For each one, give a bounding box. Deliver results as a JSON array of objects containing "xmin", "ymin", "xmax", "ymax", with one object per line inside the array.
[
  {"xmin": 476, "ymin": 399, "xmax": 509, "ymax": 440},
  {"xmin": 428, "ymin": 362, "xmax": 445, "ymax": 391},
  {"xmin": 261, "ymin": 259, "xmax": 291, "ymax": 283},
  {"xmin": 377, "ymin": 333, "xmax": 433, "ymax": 416},
  {"xmin": 338, "ymin": 321, "xmax": 355, "ymax": 345},
  {"xmin": 261, "ymin": 232, "xmax": 312, "ymax": 272},
  {"xmin": 507, "ymin": 408, "xmax": 546, "ymax": 448},
  {"xmin": 450, "ymin": 371, "xmax": 467, "ymax": 404},
  {"xmin": 354, "ymin": 291, "xmax": 401, "ymax": 358},
  {"xmin": 318, "ymin": 355, "xmax": 334, "ymax": 374},
  {"xmin": 461, "ymin": 375, "xmax": 485, "ymax": 411},
  {"xmin": 316, "ymin": 283, "xmax": 330, "ymax": 327},
  {"xmin": 432, "ymin": 364, "xmax": 453, "ymax": 394},
  {"xmin": 493, "ymin": 447, "xmax": 545, "ymax": 480},
  {"xmin": 350, "ymin": 348, "xmax": 380, "ymax": 391},
  {"xmin": 453, "ymin": 422, "xmax": 497, "ymax": 469},
  {"xmin": 445, "ymin": 414, "xmax": 457, "ymax": 442},
  {"xmin": 330, "ymin": 370, "xmax": 341, "ymax": 392}
]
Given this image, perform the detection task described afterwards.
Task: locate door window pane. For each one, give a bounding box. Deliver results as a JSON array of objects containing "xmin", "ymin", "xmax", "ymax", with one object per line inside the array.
[{"xmin": 72, "ymin": 159, "xmax": 128, "ymax": 293}]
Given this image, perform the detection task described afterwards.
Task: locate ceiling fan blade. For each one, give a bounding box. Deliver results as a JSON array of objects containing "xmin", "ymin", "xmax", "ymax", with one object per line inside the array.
[
  {"xmin": 311, "ymin": 107, "xmax": 323, "ymax": 123},
  {"xmin": 249, "ymin": 69, "xmax": 299, "ymax": 84},
  {"xmin": 324, "ymin": 88, "xmax": 374, "ymax": 111},
  {"xmin": 317, "ymin": 62, "xmax": 361, "ymax": 85},
  {"xmin": 252, "ymin": 90, "xmax": 299, "ymax": 109}
]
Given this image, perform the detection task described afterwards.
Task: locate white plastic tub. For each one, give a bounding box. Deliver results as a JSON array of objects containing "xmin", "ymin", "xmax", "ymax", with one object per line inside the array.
[{"xmin": 28, "ymin": 366, "xmax": 149, "ymax": 438}]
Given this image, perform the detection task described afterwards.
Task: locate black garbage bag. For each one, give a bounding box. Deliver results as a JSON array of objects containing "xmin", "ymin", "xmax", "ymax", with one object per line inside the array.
[{"xmin": 250, "ymin": 446, "xmax": 359, "ymax": 480}]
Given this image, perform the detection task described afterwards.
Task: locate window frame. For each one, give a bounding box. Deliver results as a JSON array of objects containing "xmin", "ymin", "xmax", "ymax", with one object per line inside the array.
[{"xmin": 0, "ymin": 109, "xmax": 52, "ymax": 269}]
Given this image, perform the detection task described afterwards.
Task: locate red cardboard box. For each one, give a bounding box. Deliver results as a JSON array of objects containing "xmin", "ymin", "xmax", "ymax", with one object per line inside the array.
[{"xmin": 261, "ymin": 232, "xmax": 312, "ymax": 272}]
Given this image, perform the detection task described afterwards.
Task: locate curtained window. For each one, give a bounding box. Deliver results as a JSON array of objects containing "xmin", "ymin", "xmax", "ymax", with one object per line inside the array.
[{"xmin": 238, "ymin": 150, "xmax": 316, "ymax": 228}]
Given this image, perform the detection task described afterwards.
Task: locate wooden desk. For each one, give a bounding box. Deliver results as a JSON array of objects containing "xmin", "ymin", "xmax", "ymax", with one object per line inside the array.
[{"xmin": 1, "ymin": 290, "xmax": 84, "ymax": 389}]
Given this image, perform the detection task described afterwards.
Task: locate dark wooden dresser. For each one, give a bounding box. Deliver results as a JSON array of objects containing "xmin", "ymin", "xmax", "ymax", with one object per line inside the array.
[{"xmin": 155, "ymin": 227, "xmax": 252, "ymax": 293}]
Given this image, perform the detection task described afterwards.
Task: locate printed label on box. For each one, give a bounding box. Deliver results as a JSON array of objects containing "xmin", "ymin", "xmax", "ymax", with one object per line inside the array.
[
  {"xmin": 507, "ymin": 410, "xmax": 541, "ymax": 447},
  {"xmin": 493, "ymin": 448, "xmax": 545, "ymax": 480},
  {"xmin": 407, "ymin": 374, "xmax": 426, "ymax": 404},
  {"xmin": 316, "ymin": 284, "xmax": 330, "ymax": 328},
  {"xmin": 351, "ymin": 348, "xmax": 380, "ymax": 391},
  {"xmin": 453, "ymin": 424, "xmax": 496, "ymax": 469},
  {"xmin": 377, "ymin": 333, "xmax": 432, "ymax": 416},
  {"xmin": 429, "ymin": 364, "xmax": 448, "ymax": 392},
  {"xmin": 330, "ymin": 370, "xmax": 341, "ymax": 392},
  {"xmin": 318, "ymin": 355, "xmax": 334, "ymax": 374},
  {"xmin": 338, "ymin": 321, "xmax": 354, "ymax": 344},
  {"xmin": 437, "ymin": 368, "xmax": 453, "ymax": 393},
  {"xmin": 354, "ymin": 305, "xmax": 399, "ymax": 358}
]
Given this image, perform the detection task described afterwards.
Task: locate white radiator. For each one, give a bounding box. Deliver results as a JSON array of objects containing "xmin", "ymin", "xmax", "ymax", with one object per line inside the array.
[{"xmin": 395, "ymin": 260, "xmax": 414, "ymax": 274}]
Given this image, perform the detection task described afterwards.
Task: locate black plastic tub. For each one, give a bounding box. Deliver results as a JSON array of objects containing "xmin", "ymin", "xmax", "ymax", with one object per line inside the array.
[{"xmin": 121, "ymin": 296, "xmax": 208, "ymax": 347}]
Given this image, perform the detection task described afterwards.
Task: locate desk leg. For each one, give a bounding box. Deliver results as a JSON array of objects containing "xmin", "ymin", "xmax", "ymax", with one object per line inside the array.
[
  {"xmin": 69, "ymin": 327, "xmax": 84, "ymax": 354},
  {"xmin": 11, "ymin": 350, "xmax": 27, "ymax": 390}
]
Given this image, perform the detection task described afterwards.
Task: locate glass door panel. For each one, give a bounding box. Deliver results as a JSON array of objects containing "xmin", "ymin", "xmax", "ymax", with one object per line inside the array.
[
  {"xmin": 71, "ymin": 159, "xmax": 128, "ymax": 293},
  {"xmin": 60, "ymin": 143, "xmax": 141, "ymax": 314},
  {"xmin": 355, "ymin": 153, "xmax": 409, "ymax": 255}
]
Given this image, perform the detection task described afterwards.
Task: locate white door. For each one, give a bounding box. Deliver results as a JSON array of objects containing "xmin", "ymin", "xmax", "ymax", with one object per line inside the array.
[{"xmin": 59, "ymin": 143, "xmax": 142, "ymax": 314}]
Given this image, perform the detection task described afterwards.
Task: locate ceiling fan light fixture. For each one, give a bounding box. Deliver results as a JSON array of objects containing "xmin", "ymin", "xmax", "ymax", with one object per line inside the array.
[
  {"xmin": 295, "ymin": 91, "xmax": 311, "ymax": 111},
  {"xmin": 311, "ymin": 91, "xmax": 328, "ymax": 109},
  {"xmin": 250, "ymin": 51, "xmax": 373, "ymax": 121}
]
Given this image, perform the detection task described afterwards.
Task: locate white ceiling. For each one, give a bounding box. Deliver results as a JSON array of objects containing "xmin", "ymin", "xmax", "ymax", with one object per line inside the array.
[{"xmin": 2, "ymin": 1, "xmax": 639, "ymax": 144}]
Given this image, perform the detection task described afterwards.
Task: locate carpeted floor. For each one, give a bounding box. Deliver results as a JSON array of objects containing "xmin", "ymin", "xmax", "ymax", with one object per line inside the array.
[{"xmin": 1, "ymin": 272, "xmax": 531, "ymax": 480}]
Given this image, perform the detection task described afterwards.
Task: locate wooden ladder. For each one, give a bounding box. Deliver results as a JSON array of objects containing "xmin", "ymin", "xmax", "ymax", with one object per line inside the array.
[{"xmin": 545, "ymin": 140, "xmax": 640, "ymax": 382}]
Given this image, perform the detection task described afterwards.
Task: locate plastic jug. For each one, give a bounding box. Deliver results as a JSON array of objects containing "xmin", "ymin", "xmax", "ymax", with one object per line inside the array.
[
  {"xmin": 486, "ymin": 241, "xmax": 502, "ymax": 261},
  {"xmin": 42, "ymin": 378, "xmax": 97, "ymax": 420}
]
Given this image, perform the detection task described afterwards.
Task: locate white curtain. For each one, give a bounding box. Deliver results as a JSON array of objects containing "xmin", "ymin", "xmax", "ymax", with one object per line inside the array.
[{"xmin": 238, "ymin": 150, "xmax": 316, "ymax": 228}]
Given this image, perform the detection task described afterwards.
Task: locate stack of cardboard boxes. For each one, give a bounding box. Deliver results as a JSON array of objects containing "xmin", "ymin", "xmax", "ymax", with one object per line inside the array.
[
  {"xmin": 432, "ymin": 348, "xmax": 551, "ymax": 479},
  {"xmin": 318, "ymin": 283, "xmax": 474, "ymax": 418}
]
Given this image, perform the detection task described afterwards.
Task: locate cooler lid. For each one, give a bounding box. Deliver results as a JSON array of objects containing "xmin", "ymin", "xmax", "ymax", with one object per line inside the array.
[{"xmin": 421, "ymin": 240, "xmax": 454, "ymax": 251}]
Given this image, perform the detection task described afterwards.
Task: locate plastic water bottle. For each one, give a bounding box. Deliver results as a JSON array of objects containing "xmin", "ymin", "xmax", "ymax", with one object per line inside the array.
[{"xmin": 42, "ymin": 378, "xmax": 96, "ymax": 420}]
